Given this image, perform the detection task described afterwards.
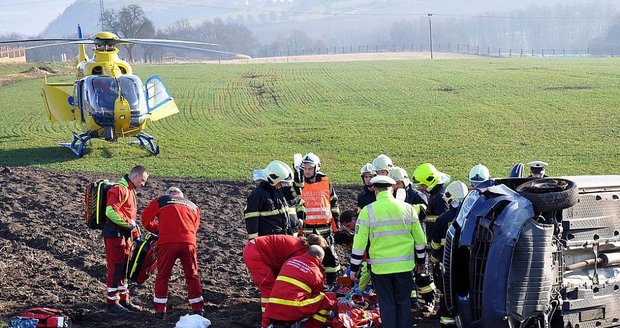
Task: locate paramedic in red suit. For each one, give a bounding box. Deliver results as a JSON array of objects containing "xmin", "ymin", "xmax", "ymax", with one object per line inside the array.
[
  {"xmin": 142, "ymin": 186, "xmax": 204, "ymax": 317},
  {"xmin": 263, "ymin": 245, "xmax": 337, "ymax": 328},
  {"xmin": 103, "ymin": 165, "xmax": 148, "ymax": 314},
  {"xmin": 243, "ymin": 234, "xmax": 327, "ymax": 327}
]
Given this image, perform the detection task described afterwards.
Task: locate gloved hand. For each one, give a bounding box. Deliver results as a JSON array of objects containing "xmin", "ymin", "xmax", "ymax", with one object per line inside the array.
[{"xmin": 130, "ymin": 223, "xmax": 140, "ymax": 240}]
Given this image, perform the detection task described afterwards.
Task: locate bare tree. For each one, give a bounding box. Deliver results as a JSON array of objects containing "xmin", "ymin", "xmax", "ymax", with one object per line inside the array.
[{"xmin": 101, "ymin": 4, "xmax": 155, "ymax": 62}]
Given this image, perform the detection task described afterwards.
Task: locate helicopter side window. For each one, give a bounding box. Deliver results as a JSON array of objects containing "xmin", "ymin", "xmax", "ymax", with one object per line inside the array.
[{"xmin": 118, "ymin": 75, "xmax": 147, "ymax": 116}]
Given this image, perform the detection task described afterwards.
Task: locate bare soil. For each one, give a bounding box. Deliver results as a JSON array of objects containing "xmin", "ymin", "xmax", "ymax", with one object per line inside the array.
[{"xmin": 0, "ymin": 166, "xmax": 438, "ymax": 327}]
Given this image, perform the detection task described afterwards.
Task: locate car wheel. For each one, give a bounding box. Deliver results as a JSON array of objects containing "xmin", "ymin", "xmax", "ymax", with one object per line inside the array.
[{"xmin": 516, "ymin": 178, "xmax": 578, "ymax": 213}]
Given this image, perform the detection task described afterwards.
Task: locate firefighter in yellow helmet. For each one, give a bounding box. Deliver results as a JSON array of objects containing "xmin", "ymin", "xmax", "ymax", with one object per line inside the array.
[
  {"xmin": 412, "ymin": 163, "xmax": 450, "ymax": 237},
  {"xmin": 350, "ymin": 175, "xmax": 427, "ymax": 327},
  {"xmin": 299, "ymin": 152, "xmax": 341, "ymax": 285}
]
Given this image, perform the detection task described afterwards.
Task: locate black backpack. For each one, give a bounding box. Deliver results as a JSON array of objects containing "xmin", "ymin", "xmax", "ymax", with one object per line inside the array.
[{"xmin": 84, "ymin": 180, "xmax": 127, "ymax": 230}]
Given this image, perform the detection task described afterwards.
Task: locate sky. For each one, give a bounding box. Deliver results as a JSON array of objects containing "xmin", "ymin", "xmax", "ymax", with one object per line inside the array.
[{"xmin": 0, "ymin": 0, "xmax": 75, "ymax": 35}]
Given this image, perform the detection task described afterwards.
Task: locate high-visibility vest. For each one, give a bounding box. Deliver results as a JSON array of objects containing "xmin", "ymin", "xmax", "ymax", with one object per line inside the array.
[{"xmin": 301, "ymin": 178, "xmax": 332, "ymax": 226}]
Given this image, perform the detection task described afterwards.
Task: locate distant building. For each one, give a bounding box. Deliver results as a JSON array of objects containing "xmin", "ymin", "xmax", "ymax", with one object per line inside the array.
[{"xmin": 0, "ymin": 46, "xmax": 26, "ymax": 63}]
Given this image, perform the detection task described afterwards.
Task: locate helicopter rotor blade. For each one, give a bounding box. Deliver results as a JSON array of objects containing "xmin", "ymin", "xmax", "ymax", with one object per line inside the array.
[
  {"xmin": 127, "ymin": 41, "xmax": 250, "ymax": 58},
  {"xmin": 24, "ymin": 41, "xmax": 95, "ymax": 50},
  {"xmin": 0, "ymin": 38, "xmax": 83, "ymax": 45},
  {"xmin": 121, "ymin": 38, "xmax": 220, "ymax": 47}
]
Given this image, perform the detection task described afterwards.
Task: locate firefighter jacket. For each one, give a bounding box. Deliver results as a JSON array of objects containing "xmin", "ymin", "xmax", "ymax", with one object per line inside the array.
[
  {"xmin": 427, "ymin": 184, "xmax": 449, "ymax": 219},
  {"xmin": 351, "ymin": 191, "xmax": 427, "ymax": 275},
  {"xmin": 430, "ymin": 204, "xmax": 459, "ymax": 266},
  {"xmin": 103, "ymin": 175, "xmax": 137, "ymax": 238},
  {"xmin": 301, "ymin": 173, "xmax": 340, "ymax": 233},
  {"xmin": 142, "ymin": 194, "xmax": 200, "ymax": 246},
  {"xmin": 357, "ymin": 186, "xmax": 375, "ymax": 211},
  {"xmin": 249, "ymin": 235, "xmax": 308, "ymax": 272},
  {"xmin": 244, "ymin": 181, "xmax": 298, "ymax": 239},
  {"xmin": 264, "ymin": 252, "xmax": 337, "ymax": 324}
]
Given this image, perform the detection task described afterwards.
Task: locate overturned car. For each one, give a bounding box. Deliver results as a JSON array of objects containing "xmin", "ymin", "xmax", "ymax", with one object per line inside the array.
[{"xmin": 443, "ymin": 176, "xmax": 620, "ymax": 328}]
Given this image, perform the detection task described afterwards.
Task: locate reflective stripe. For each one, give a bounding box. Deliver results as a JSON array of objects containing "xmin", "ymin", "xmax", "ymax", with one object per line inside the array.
[
  {"xmin": 370, "ymin": 229, "xmax": 411, "ymax": 239},
  {"xmin": 357, "ymin": 219, "xmax": 370, "ymax": 227},
  {"xmin": 370, "ymin": 219, "xmax": 413, "ymax": 227},
  {"xmin": 107, "ymin": 288, "xmax": 118, "ymax": 292},
  {"xmin": 440, "ymin": 316, "xmax": 457, "ymax": 325},
  {"xmin": 312, "ymin": 313, "xmax": 328, "ymax": 322},
  {"xmin": 426, "ymin": 215, "xmax": 438, "ymax": 223},
  {"xmin": 117, "ymin": 285, "xmax": 128, "ymax": 290},
  {"xmin": 244, "ymin": 208, "xmax": 287, "ymax": 219},
  {"xmin": 318, "ymin": 309, "xmax": 331, "ymax": 315},
  {"xmin": 188, "ymin": 296, "xmax": 204, "ymax": 304},
  {"xmin": 431, "ymin": 241, "xmax": 441, "ymax": 250},
  {"xmin": 119, "ymin": 290, "xmax": 129, "ymax": 295},
  {"xmin": 260, "ymin": 298, "xmax": 270, "ymax": 303},
  {"xmin": 308, "ymin": 207, "xmax": 331, "ymax": 212},
  {"xmin": 418, "ymin": 283, "xmax": 436, "ymax": 294},
  {"xmin": 352, "ymin": 249, "xmax": 365, "ymax": 257},
  {"xmin": 367, "ymin": 205, "xmax": 376, "ymax": 224},
  {"xmin": 268, "ymin": 294, "xmax": 324, "ymax": 307},
  {"xmin": 367, "ymin": 255, "xmax": 414, "ymax": 265},
  {"xmin": 410, "ymin": 290, "xmax": 417, "ymax": 298},
  {"xmin": 415, "ymin": 244, "xmax": 426, "ymax": 251},
  {"xmin": 107, "ymin": 295, "xmax": 120, "ymax": 301},
  {"xmin": 276, "ymin": 276, "xmax": 311, "ymax": 293},
  {"xmin": 324, "ymin": 264, "xmax": 341, "ymax": 273},
  {"xmin": 351, "ymin": 258, "xmax": 363, "ymax": 266},
  {"xmin": 430, "ymin": 255, "xmax": 440, "ymax": 264},
  {"xmin": 261, "ymin": 306, "xmax": 265, "ymax": 312},
  {"xmin": 441, "ymin": 238, "xmax": 446, "ymax": 246},
  {"xmin": 306, "ymin": 214, "xmax": 332, "ymax": 220},
  {"xmin": 154, "ymin": 297, "xmax": 168, "ymax": 304}
]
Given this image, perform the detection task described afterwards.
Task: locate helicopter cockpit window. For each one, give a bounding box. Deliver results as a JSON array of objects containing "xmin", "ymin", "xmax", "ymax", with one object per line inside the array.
[
  {"xmin": 87, "ymin": 76, "xmax": 117, "ymax": 114},
  {"xmin": 118, "ymin": 75, "xmax": 147, "ymax": 116}
]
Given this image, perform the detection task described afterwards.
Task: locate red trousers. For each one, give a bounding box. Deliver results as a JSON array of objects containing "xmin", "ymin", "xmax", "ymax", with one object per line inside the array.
[
  {"xmin": 104, "ymin": 237, "xmax": 131, "ymax": 304},
  {"xmin": 243, "ymin": 241, "xmax": 277, "ymax": 327},
  {"xmin": 153, "ymin": 243, "xmax": 204, "ymax": 313}
]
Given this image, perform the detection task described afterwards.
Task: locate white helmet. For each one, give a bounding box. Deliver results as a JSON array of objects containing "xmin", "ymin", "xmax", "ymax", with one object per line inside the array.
[
  {"xmin": 389, "ymin": 166, "xmax": 412, "ymax": 187},
  {"xmin": 444, "ymin": 180, "xmax": 469, "ymax": 205},
  {"xmin": 372, "ymin": 154, "xmax": 394, "ymax": 173},
  {"xmin": 265, "ymin": 160, "xmax": 293, "ymax": 186},
  {"xmin": 360, "ymin": 163, "xmax": 374, "ymax": 176},
  {"xmin": 302, "ymin": 152, "xmax": 320, "ymax": 169},
  {"xmin": 468, "ymin": 164, "xmax": 490, "ymax": 187}
]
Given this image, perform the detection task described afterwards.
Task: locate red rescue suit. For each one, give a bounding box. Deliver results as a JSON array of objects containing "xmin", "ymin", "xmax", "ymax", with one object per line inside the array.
[
  {"xmin": 142, "ymin": 194, "xmax": 203, "ymax": 314},
  {"xmin": 263, "ymin": 253, "xmax": 337, "ymax": 328},
  {"xmin": 243, "ymin": 235, "xmax": 308, "ymax": 326},
  {"xmin": 103, "ymin": 176, "xmax": 137, "ymax": 305}
]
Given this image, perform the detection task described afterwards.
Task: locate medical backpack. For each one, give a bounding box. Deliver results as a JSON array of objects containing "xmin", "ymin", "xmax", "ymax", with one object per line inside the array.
[
  {"xmin": 126, "ymin": 232, "xmax": 158, "ymax": 284},
  {"xmin": 17, "ymin": 308, "xmax": 70, "ymax": 328},
  {"xmin": 84, "ymin": 180, "xmax": 127, "ymax": 230}
]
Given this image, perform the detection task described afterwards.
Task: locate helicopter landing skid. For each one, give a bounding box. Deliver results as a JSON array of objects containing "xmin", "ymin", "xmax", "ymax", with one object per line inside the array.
[
  {"xmin": 131, "ymin": 132, "xmax": 160, "ymax": 155},
  {"xmin": 60, "ymin": 131, "xmax": 94, "ymax": 157}
]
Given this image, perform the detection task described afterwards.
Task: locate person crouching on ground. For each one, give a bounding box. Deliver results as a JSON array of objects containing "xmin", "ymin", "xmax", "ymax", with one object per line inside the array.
[
  {"xmin": 243, "ymin": 234, "xmax": 327, "ymax": 327},
  {"xmin": 263, "ymin": 245, "xmax": 337, "ymax": 328},
  {"xmin": 103, "ymin": 165, "xmax": 148, "ymax": 313},
  {"xmin": 142, "ymin": 186, "xmax": 204, "ymax": 318}
]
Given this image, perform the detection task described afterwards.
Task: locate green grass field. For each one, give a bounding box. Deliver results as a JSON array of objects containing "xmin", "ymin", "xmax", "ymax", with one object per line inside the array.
[{"xmin": 1, "ymin": 58, "xmax": 619, "ymax": 183}]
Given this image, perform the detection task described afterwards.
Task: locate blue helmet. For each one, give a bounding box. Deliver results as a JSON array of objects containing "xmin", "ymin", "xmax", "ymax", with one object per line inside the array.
[{"xmin": 509, "ymin": 163, "xmax": 525, "ymax": 178}]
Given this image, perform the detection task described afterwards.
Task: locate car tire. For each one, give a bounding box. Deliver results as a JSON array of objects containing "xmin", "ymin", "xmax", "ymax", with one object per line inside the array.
[{"xmin": 516, "ymin": 178, "xmax": 578, "ymax": 213}]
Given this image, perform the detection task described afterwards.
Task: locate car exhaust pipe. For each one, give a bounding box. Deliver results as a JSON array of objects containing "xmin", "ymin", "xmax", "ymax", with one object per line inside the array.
[{"xmin": 566, "ymin": 252, "xmax": 620, "ymax": 270}]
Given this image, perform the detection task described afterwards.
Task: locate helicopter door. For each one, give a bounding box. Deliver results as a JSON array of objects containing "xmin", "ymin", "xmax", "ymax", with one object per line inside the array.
[
  {"xmin": 145, "ymin": 75, "xmax": 179, "ymax": 122},
  {"xmin": 42, "ymin": 83, "xmax": 76, "ymax": 123}
]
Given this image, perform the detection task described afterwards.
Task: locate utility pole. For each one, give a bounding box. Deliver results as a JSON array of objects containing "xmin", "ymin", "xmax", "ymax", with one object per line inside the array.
[
  {"xmin": 428, "ymin": 13, "xmax": 434, "ymax": 59},
  {"xmin": 99, "ymin": 0, "xmax": 105, "ymax": 30}
]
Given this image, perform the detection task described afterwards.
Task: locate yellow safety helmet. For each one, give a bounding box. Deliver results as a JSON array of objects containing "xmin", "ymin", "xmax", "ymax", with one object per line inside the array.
[
  {"xmin": 371, "ymin": 154, "xmax": 394, "ymax": 173},
  {"xmin": 389, "ymin": 166, "xmax": 412, "ymax": 187},
  {"xmin": 413, "ymin": 163, "xmax": 441, "ymax": 190}
]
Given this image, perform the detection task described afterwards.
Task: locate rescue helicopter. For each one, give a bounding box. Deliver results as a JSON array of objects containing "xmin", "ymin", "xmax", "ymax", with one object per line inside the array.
[{"xmin": 0, "ymin": 25, "xmax": 247, "ymax": 157}]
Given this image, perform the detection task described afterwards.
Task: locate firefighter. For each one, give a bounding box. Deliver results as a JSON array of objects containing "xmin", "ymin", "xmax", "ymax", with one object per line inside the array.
[
  {"xmin": 142, "ymin": 186, "xmax": 203, "ymax": 318},
  {"xmin": 430, "ymin": 180, "xmax": 469, "ymax": 328},
  {"xmin": 527, "ymin": 160, "xmax": 549, "ymax": 178},
  {"xmin": 299, "ymin": 153, "xmax": 341, "ymax": 285},
  {"xmin": 263, "ymin": 245, "xmax": 337, "ymax": 328},
  {"xmin": 371, "ymin": 154, "xmax": 394, "ymax": 176},
  {"xmin": 412, "ymin": 163, "xmax": 450, "ymax": 237},
  {"xmin": 244, "ymin": 160, "xmax": 300, "ymax": 240},
  {"xmin": 103, "ymin": 165, "xmax": 148, "ymax": 313},
  {"xmin": 357, "ymin": 163, "xmax": 376, "ymax": 211},
  {"xmin": 468, "ymin": 163, "xmax": 490, "ymax": 188},
  {"xmin": 243, "ymin": 234, "xmax": 327, "ymax": 327},
  {"xmin": 350, "ymin": 175, "xmax": 427, "ymax": 328},
  {"xmin": 390, "ymin": 166, "xmax": 428, "ymax": 208}
]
